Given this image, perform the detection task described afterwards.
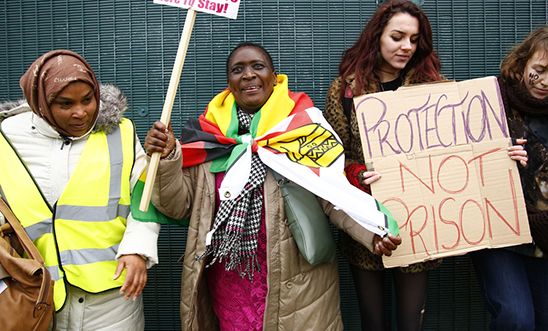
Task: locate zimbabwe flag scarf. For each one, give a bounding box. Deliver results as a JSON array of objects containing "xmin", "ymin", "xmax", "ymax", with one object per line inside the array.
[
  {"xmin": 181, "ymin": 75, "xmax": 398, "ymax": 277},
  {"xmin": 180, "ymin": 74, "xmax": 323, "ymax": 171}
]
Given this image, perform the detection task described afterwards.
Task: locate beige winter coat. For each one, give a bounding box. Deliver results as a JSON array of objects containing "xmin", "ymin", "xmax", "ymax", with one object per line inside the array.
[{"xmin": 151, "ymin": 144, "xmax": 375, "ymax": 331}]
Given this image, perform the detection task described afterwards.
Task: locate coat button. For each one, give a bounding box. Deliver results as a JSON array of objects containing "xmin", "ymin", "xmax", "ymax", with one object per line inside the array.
[
  {"xmin": 224, "ymin": 191, "xmax": 231, "ymax": 199},
  {"xmin": 286, "ymin": 282, "xmax": 293, "ymax": 289},
  {"xmin": 78, "ymin": 297, "xmax": 84, "ymax": 303}
]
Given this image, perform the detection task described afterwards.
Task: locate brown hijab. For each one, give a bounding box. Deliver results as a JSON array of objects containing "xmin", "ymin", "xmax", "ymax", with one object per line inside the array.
[{"xmin": 19, "ymin": 49, "xmax": 100, "ymax": 137}]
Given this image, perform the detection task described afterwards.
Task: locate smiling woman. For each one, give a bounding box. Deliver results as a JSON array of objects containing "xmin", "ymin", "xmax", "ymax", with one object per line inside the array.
[
  {"xmin": 144, "ymin": 42, "xmax": 401, "ymax": 330},
  {"xmin": 226, "ymin": 43, "xmax": 277, "ymax": 113}
]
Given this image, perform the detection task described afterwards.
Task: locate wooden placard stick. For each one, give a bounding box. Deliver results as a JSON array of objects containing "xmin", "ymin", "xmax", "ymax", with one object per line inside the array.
[{"xmin": 140, "ymin": 0, "xmax": 242, "ymax": 212}]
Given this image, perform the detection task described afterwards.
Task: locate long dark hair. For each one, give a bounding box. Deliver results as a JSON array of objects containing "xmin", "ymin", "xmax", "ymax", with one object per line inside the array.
[{"xmin": 338, "ymin": 0, "xmax": 441, "ymax": 95}]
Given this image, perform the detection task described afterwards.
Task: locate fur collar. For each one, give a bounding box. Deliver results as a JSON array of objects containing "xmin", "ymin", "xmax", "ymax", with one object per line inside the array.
[{"xmin": 0, "ymin": 83, "xmax": 127, "ymax": 134}]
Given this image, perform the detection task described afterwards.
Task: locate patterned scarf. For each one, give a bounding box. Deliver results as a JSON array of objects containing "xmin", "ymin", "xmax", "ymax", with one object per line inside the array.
[
  {"xmin": 203, "ymin": 110, "xmax": 266, "ymax": 279},
  {"xmin": 181, "ymin": 75, "xmax": 398, "ymax": 278},
  {"xmin": 183, "ymin": 75, "xmax": 322, "ymax": 278}
]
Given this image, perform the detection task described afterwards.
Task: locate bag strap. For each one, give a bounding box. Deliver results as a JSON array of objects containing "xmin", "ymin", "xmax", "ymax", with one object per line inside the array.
[
  {"xmin": 0, "ymin": 261, "xmax": 8, "ymax": 279},
  {"xmin": 271, "ymin": 171, "xmax": 291, "ymax": 195},
  {"xmin": 0, "ymin": 197, "xmax": 45, "ymax": 265},
  {"xmin": 271, "ymin": 170, "xmax": 284, "ymax": 184},
  {"xmin": 342, "ymin": 85, "xmax": 354, "ymax": 148},
  {"xmin": 342, "ymin": 95, "xmax": 354, "ymax": 122}
]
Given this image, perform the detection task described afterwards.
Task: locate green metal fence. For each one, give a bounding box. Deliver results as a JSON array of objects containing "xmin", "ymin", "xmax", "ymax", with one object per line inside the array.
[{"xmin": 1, "ymin": 1, "xmax": 547, "ymax": 329}]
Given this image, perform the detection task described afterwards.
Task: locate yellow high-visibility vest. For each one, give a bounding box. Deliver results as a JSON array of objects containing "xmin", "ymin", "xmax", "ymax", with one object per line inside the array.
[{"xmin": 0, "ymin": 119, "xmax": 135, "ymax": 311}]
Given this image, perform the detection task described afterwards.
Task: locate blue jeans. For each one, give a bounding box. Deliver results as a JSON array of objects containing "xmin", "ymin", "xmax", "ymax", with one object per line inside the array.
[{"xmin": 471, "ymin": 249, "xmax": 548, "ymax": 331}]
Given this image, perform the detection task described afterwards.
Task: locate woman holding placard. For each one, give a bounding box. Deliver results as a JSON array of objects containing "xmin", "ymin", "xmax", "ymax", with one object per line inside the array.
[
  {"xmin": 144, "ymin": 42, "xmax": 401, "ymax": 330},
  {"xmin": 471, "ymin": 26, "xmax": 548, "ymax": 331},
  {"xmin": 324, "ymin": 1, "xmax": 443, "ymax": 330},
  {"xmin": 324, "ymin": 0, "xmax": 529, "ymax": 329}
]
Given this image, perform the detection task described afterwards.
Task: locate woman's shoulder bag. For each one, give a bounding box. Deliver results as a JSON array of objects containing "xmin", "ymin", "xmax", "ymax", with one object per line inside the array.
[
  {"xmin": 0, "ymin": 197, "xmax": 54, "ymax": 331},
  {"xmin": 272, "ymin": 172, "xmax": 336, "ymax": 265}
]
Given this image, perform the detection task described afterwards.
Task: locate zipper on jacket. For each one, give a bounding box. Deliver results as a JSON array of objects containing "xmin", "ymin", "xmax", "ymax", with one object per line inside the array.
[{"xmin": 60, "ymin": 136, "xmax": 71, "ymax": 150}]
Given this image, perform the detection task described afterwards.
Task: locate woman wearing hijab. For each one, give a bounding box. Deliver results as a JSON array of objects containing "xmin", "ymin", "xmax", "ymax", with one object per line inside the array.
[
  {"xmin": 144, "ymin": 42, "xmax": 401, "ymax": 330},
  {"xmin": 0, "ymin": 49, "xmax": 159, "ymax": 330}
]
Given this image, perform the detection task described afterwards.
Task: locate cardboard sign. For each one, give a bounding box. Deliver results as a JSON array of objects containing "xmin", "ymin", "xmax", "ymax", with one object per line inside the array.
[
  {"xmin": 354, "ymin": 76, "xmax": 532, "ymax": 267},
  {"xmin": 153, "ymin": 0, "xmax": 241, "ymax": 19}
]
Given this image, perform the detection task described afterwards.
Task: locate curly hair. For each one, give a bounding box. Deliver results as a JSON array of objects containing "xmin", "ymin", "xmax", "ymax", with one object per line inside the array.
[
  {"xmin": 500, "ymin": 25, "xmax": 548, "ymax": 83},
  {"xmin": 338, "ymin": 0, "xmax": 441, "ymax": 95}
]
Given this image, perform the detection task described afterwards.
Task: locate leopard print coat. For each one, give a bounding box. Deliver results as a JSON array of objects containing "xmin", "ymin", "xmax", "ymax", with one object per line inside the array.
[{"xmin": 324, "ymin": 73, "xmax": 442, "ymax": 273}]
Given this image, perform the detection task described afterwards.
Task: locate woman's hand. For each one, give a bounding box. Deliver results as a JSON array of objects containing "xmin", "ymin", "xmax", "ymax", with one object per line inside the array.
[
  {"xmin": 362, "ymin": 171, "xmax": 382, "ymax": 186},
  {"xmin": 508, "ymin": 138, "xmax": 528, "ymax": 167},
  {"xmin": 144, "ymin": 121, "xmax": 175, "ymax": 159},
  {"xmin": 114, "ymin": 254, "xmax": 148, "ymax": 300},
  {"xmin": 372, "ymin": 234, "xmax": 402, "ymax": 256}
]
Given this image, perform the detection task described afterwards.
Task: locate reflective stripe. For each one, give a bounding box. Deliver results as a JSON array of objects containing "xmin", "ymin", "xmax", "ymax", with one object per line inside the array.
[
  {"xmin": 47, "ymin": 265, "xmax": 61, "ymax": 281},
  {"xmin": 108, "ymin": 125, "xmax": 123, "ymax": 200},
  {"xmin": 60, "ymin": 244, "xmax": 119, "ymax": 266},
  {"xmin": 54, "ymin": 125, "xmax": 129, "ymax": 222},
  {"xmin": 1, "ymin": 120, "xmax": 135, "ymax": 312},
  {"xmin": 55, "ymin": 201, "xmax": 129, "ymax": 222},
  {"xmin": 24, "ymin": 218, "xmax": 52, "ymax": 241}
]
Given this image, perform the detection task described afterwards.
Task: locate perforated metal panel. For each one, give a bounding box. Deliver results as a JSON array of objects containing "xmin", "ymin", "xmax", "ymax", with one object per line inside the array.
[{"xmin": 1, "ymin": 1, "xmax": 547, "ymax": 330}]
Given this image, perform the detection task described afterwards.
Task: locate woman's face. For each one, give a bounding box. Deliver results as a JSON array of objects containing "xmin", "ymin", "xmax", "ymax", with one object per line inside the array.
[
  {"xmin": 378, "ymin": 12, "xmax": 419, "ymax": 81},
  {"xmin": 523, "ymin": 50, "xmax": 548, "ymax": 99},
  {"xmin": 227, "ymin": 46, "xmax": 276, "ymax": 113},
  {"xmin": 50, "ymin": 81, "xmax": 98, "ymax": 137}
]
